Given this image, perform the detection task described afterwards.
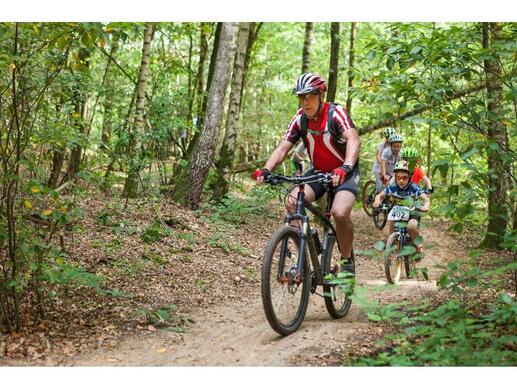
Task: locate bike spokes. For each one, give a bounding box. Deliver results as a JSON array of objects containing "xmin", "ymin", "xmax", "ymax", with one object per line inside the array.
[{"xmin": 262, "ymin": 227, "xmax": 310, "ymax": 335}]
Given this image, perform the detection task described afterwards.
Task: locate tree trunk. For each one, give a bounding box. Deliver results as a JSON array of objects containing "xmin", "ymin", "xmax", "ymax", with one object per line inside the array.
[
  {"xmin": 197, "ymin": 22, "xmax": 222, "ymax": 132},
  {"xmin": 63, "ymin": 49, "xmax": 90, "ymax": 183},
  {"xmin": 302, "ymin": 23, "xmax": 313, "ymax": 74},
  {"xmin": 193, "ymin": 22, "xmax": 210, "ymax": 138},
  {"xmin": 327, "ymin": 22, "xmax": 340, "ymax": 103},
  {"xmin": 173, "ymin": 22, "xmax": 237, "ymax": 210},
  {"xmin": 240, "ymin": 22, "xmax": 262, "ymax": 108},
  {"xmin": 123, "ymin": 22, "xmax": 155, "ymax": 198},
  {"xmin": 211, "ymin": 22, "xmax": 251, "ymax": 202},
  {"xmin": 47, "ymin": 149, "xmax": 65, "ymax": 188},
  {"xmin": 47, "ymin": 99, "xmax": 66, "ymax": 188},
  {"xmin": 101, "ymin": 37, "xmax": 119, "ymax": 150},
  {"xmin": 480, "ymin": 22, "xmax": 509, "ymax": 249},
  {"xmin": 346, "ymin": 22, "xmax": 356, "ymax": 114},
  {"xmin": 186, "ymin": 23, "xmax": 222, "ymax": 159},
  {"xmin": 64, "ymin": 89, "xmax": 88, "ymax": 183}
]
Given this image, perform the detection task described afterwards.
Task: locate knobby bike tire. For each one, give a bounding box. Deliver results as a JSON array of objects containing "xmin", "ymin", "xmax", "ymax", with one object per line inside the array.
[
  {"xmin": 321, "ymin": 236, "xmax": 352, "ymax": 319},
  {"xmin": 384, "ymin": 232, "xmax": 402, "ymax": 284},
  {"xmin": 373, "ymin": 207, "xmax": 389, "ymax": 230},
  {"xmin": 361, "ymin": 180, "xmax": 376, "ymax": 217},
  {"xmin": 404, "ymin": 256, "xmax": 414, "ymax": 279},
  {"xmin": 261, "ymin": 225, "xmax": 310, "ymax": 336}
]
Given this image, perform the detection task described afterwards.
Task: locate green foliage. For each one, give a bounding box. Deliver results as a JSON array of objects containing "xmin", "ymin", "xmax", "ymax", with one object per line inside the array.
[
  {"xmin": 143, "ymin": 304, "xmax": 193, "ymax": 332},
  {"xmin": 349, "ymin": 252, "xmax": 517, "ymax": 366},
  {"xmin": 140, "ymin": 220, "xmax": 173, "ymax": 244},
  {"xmin": 201, "ymin": 186, "xmax": 275, "ymax": 225}
]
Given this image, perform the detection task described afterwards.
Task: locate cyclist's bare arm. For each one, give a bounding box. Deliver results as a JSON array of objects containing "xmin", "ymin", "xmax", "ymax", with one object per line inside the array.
[
  {"xmin": 381, "ymin": 159, "xmax": 387, "ymax": 180},
  {"xmin": 376, "ymin": 147, "xmax": 383, "ymax": 165},
  {"xmin": 419, "ymin": 193, "xmax": 430, "ymax": 212},
  {"xmin": 422, "ymin": 175, "xmax": 432, "ymax": 191},
  {"xmin": 342, "ymin": 127, "xmax": 361, "ymax": 167},
  {"xmin": 264, "ymin": 140, "xmax": 294, "ymax": 171},
  {"xmin": 256, "ymin": 140, "xmax": 294, "ymax": 184}
]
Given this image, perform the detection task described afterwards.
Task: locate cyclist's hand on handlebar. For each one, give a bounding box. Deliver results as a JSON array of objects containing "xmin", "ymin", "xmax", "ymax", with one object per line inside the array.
[
  {"xmin": 331, "ymin": 165, "xmax": 351, "ymax": 186},
  {"xmin": 419, "ymin": 204, "xmax": 429, "ymax": 212},
  {"xmin": 252, "ymin": 168, "xmax": 271, "ymax": 185},
  {"xmin": 372, "ymin": 200, "xmax": 380, "ymax": 208},
  {"xmin": 381, "ymin": 175, "xmax": 390, "ymax": 185}
]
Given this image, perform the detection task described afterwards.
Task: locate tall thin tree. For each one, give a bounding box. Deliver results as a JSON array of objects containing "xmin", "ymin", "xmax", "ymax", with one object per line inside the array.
[
  {"xmin": 480, "ymin": 22, "xmax": 510, "ymax": 249},
  {"xmin": 345, "ymin": 22, "xmax": 356, "ymax": 114},
  {"xmin": 212, "ymin": 22, "xmax": 251, "ymax": 201},
  {"xmin": 123, "ymin": 22, "xmax": 155, "ymax": 198},
  {"xmin": 302, "ymin": 22, "xmax": 313, "ymax": 74},
  {"xmin": 327, "ymin": 22, "xmax": 340, "ymax": 102},
  {"xmin": 174, "ymin": 23, "xmax": 238, "ymax": 209}
]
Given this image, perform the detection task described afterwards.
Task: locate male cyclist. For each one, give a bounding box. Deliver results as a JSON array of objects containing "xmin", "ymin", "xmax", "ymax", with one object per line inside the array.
[
  {"xmin": 253, "ymin": 73, "xmax": 361, "ymax": 278},
  {"xmin": 373, "ymin": 160, "xmax": 430, "ymax": 256},
  {"xmin": 372, "ymin": 127, "xmax": 397, "ymax": 194},
  {"xmin": 380, "ymin": 133, "xmax": 403, "ymax": 185}
]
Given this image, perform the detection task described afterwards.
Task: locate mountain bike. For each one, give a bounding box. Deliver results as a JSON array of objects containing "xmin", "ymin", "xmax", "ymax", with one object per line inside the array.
[
  {"xmin": 261, "ymin": 172, "xmax": 353, "ymax": 336},
  {"xmin": 383, "ymin": 203, "xmax": 426, "ymax": 284}
]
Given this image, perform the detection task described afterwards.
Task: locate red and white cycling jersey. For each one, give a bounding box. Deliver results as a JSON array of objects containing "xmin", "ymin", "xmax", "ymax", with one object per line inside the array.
[{"xmin": 283, "ymin": 102, "xmax": 355, "ymax": 173}]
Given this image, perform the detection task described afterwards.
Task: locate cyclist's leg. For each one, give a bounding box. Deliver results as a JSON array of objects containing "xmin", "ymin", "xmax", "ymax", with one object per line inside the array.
[
  {"xmin": 286, "ymin": 185, "xmax": 317, "ymax": 211},
  {"xmin": 331, "ymin": 171, "xmax": 359, "ymax": 260},
  {"xmin": 331, "ymin": 190, "xmax": 356, "ymax": 259},
  {"xmin": 387, "ymin": 220, "xmax": 395, "ymax": 236},
  {"xmin": 407, "ymin": 218, "xmax": 422, "ymax": 247}
]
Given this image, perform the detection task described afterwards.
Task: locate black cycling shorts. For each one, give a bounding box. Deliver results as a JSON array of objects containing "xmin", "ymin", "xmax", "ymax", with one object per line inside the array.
[{"xmin": 305, "ymin": 166, "xmax": 360, "ymax": 201}]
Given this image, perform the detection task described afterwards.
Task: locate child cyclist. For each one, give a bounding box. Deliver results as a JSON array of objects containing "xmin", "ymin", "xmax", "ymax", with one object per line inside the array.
[{"xmin": 373, "ymin": 160, "xmax": 430, "ymax": 257}]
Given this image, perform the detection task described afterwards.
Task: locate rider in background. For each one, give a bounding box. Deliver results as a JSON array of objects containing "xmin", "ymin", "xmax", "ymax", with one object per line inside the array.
[
  {"xmin": 389, "ymin": 147, "xmax": 434, "ymax": 194},
  {"xmin": 253, "ymin": 73, "xmax": 361, "ymax": 278},
  {"xmin": 380, "ymin": 133, "xmax": 403, "ymax": 186},
  {"xmin": 372, "ymin": 127, "xmax": 397, "ymax": 194},
  {"xmin": 373, "ymin": 160, "xmax": 430, "ymax": 256}
]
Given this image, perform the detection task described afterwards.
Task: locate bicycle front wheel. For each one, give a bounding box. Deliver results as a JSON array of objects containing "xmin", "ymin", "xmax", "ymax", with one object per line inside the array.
[
  {"xmin": 361, "ymin": 180, "xmax": 376, "ymax": 217},
  {"xmin": 384, "ymin": 232, "xmax": 402, "ymax": 284},
  {"xmin": 322, "ymin": 235, "xmax": 352, "ymax": 318},
  {"xmin": 261, "ymin": 226, "xmax": 310, "ymax": 336},
  {"xmin": 373, "ymin": 207, "xmax": 389, "ymax": 230}
]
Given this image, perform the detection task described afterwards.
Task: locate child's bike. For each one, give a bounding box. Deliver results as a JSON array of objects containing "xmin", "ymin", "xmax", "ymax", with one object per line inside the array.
[{"xmin": 383, "ymin": 204, "xmax": 425, "ymax": 284}]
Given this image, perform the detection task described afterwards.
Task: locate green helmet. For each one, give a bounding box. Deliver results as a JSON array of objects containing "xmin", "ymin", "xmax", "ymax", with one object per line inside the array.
[
  {"xmin": 383, "ymin": 127, "xmax": 396, "ymax": 137},
  {"xmin": 389, "ymin": 133, "xmax": 403, "ymax": 144},
  {"xmin": 401, "ymin": 147, "xmax": 419, "ymax": 159}
]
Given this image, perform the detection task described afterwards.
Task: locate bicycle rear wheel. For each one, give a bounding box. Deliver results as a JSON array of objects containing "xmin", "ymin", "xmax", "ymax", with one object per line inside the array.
[
  {"xmin": 373, "ymin": 207, "xmax": 389, "ymax": 230},
  {"xmin": 361, "ymin": 180, "xmax": 376, "ymax": 217},
  {"xmin": 261, "ymin": 225, "xmax": 310, "ymax": 335},
  {"xmin": 384, "ymin": 232, "xmax": 402, "ymax": 284},
  {"xmin": 322, "ymin": 234, "xmax": 352, "ymax": 318}
]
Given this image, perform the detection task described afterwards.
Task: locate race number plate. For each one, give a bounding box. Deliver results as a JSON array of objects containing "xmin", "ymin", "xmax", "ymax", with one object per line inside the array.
[{"xmin": 388, "ymin": 206, "xmax": 410, "ymax": 221}]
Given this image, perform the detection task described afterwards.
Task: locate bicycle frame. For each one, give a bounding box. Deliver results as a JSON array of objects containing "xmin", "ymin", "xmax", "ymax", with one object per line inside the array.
[{"xmin": 280, "ymin": 182, "xmax": 338, "ymax": 287}]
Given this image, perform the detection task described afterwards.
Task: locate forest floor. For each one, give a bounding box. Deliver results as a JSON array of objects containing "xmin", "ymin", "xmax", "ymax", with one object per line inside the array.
[{"xmin": 0, "ymin": 187, "xmax": 488, "ymax": 366}]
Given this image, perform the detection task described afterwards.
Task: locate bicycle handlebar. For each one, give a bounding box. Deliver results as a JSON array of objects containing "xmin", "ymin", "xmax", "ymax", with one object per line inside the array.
[{"xmin": 264, "ymin": 172, "xmax": 333, "ymax": 186}]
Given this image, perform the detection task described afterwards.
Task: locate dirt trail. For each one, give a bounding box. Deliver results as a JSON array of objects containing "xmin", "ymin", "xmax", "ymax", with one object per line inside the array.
[{"xmin": 69, "ymin": 210, "xmax": 460, "ymax": 366}]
